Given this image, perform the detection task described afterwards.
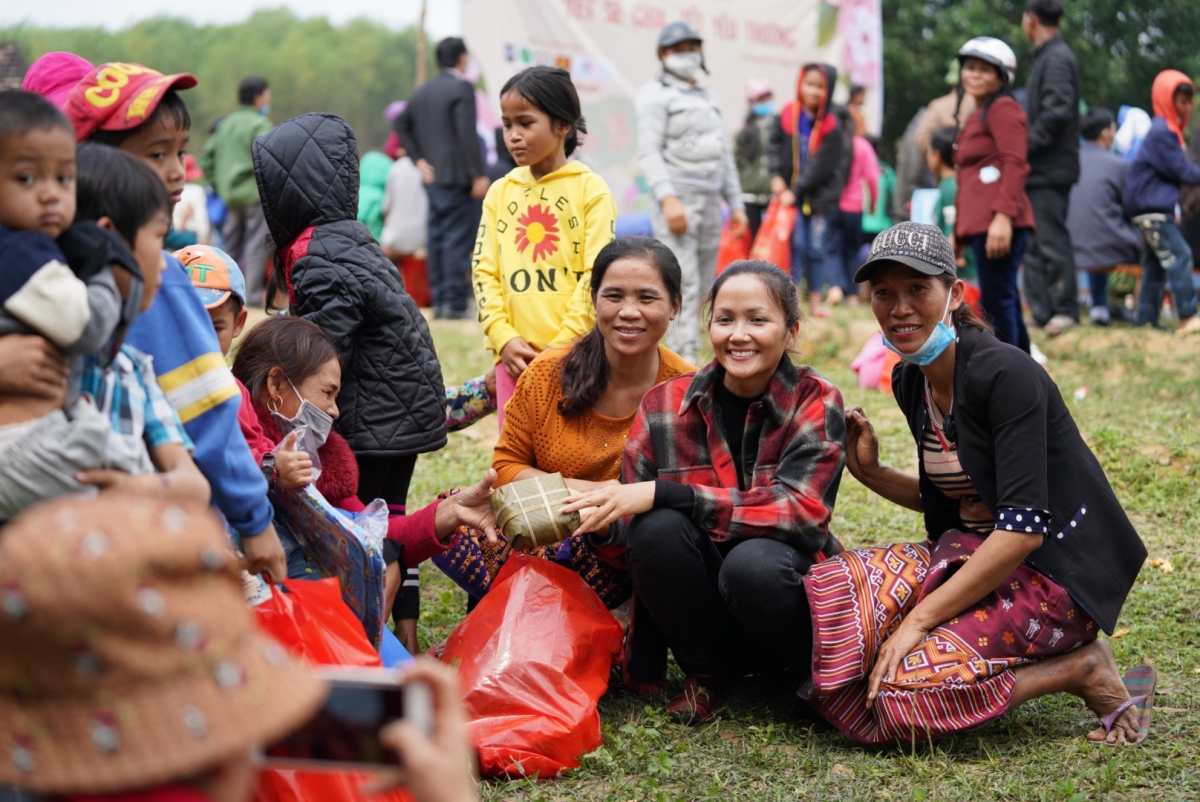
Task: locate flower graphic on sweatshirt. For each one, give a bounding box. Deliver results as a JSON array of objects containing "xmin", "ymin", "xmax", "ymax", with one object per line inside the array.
[{"xmin": 514, "ymin": 204, "xmax": 561, "ymax": 262}]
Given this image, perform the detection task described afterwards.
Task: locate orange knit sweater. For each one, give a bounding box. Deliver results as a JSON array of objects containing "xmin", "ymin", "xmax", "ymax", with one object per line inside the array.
[{"xmin": 492, "ymin": 344, "xmax": 694, "ymax": 486}]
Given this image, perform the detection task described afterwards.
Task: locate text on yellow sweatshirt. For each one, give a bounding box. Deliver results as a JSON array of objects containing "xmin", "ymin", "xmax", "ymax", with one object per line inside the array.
[{"xmin": 473, "ymin": 160, "xmax": 616, "ymax": 358}]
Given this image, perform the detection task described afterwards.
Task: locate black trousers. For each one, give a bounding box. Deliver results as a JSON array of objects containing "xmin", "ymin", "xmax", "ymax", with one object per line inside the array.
[
  {"xmin": 1024, "ymin": 184, "xmax": 1079, "ymax": 325},
  {"xmin": 624, "ymin": 508, "xmax": 814, "ymax": 680},
  {"xmin": 357, "ymin": 454, "xmax": 420, "ymax": 620}
]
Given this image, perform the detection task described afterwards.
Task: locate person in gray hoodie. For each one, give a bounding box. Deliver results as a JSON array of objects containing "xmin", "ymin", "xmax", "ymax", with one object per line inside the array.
[{"xmin": 636, "ymin": 20, "xmax": 748, "ymax": 364}]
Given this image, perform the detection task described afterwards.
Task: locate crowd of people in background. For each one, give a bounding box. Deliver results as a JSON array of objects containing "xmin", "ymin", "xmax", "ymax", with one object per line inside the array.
[{"xmin": 0, "ymin": 0, "xmax": 1189, "ymax": 795}]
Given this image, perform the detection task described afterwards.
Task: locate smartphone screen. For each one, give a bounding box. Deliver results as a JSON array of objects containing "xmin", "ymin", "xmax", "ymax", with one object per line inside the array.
[{"xmin": 261, "ymin": 668, "xmax": 431, "ymax": 770}]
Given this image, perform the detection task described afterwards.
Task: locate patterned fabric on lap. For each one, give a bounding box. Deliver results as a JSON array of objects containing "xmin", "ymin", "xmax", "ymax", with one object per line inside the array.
[
  {"xmin": 433, "ymin": 522, "xmax": 631, "ymax": 609},
  {"xmin": 805, "ymin": 531, "xmax": 1097, "ymax": 745}
]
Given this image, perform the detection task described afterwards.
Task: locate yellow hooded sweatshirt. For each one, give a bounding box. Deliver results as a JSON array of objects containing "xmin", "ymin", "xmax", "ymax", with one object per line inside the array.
[{"xmin": 473, "ymin": 160, "xmax": 616, "ymax": 359}]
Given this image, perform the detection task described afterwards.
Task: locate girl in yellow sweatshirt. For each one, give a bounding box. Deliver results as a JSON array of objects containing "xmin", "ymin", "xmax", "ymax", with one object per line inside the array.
[{"xmin": 474, "ymin": 66, "xmax": 617, "ymax": 425}]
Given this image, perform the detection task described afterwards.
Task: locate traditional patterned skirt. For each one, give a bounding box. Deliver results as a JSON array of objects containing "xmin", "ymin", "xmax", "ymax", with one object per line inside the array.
[
  {"xmin": 433, "ymin": 524, "xmax": 632, "ymax": 609},
  {"xmin": 805, "ymin": 531, "xmax": 1097, "ymax": 745}
]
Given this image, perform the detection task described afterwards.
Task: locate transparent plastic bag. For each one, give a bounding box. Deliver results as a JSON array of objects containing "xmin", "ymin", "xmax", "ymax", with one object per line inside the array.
[
  {"xmin": 271, "ymin": 424, "xmax": 322, "ymax": 483},
  {"xmin": 342, "ymin": 497, "xmax": 388, "ymax": 552}
]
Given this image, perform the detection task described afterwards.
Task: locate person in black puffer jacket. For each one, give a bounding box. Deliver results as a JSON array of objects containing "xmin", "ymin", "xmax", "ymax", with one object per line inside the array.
[{"xmin": 252, "ymin": 112, "xmax": 448, "ymax": 640}]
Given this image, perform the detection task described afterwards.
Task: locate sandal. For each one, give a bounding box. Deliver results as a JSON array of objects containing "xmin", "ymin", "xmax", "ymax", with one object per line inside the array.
[
  {"xmin": 1094, "ymin": 665, "xmax": 1156, "ymax": 746},
  {"xmin": 666, "ymin": 674, "xmax": 728, "ymax": 726}
]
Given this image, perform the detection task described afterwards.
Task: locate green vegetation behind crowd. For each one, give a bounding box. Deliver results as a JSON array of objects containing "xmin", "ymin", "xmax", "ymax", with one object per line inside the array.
[
  {"xmin": 6, "ymin": 0, "xmax": 1200, "ymax": 160},
  {"xmin": 401, "ymin": 309, "xmax": 1199, "ymax": 801}
]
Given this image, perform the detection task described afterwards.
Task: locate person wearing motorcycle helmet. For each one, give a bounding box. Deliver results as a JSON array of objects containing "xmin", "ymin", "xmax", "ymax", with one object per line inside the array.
[
  {"xmin": 636, "ymin": 20, "xmax": 749, "ymax": 364},
  {"xmin": 952, "ymin": 36, "xmax": 1036, "ymax": 353}
]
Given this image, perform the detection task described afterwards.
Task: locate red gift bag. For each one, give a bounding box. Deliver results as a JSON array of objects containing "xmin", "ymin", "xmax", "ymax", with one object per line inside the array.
[
  {"xmin": 254, "ymin": 580, "xmax": 411, "ymax": 802},
  {"xmin": 441, "ymin": 555, "xmax": 623, "ymax": 779},
  {"xmin": 715, "ymin": 220, "xmax": 751, "ymax": 276},
  {"xmin": 749, "ymin": 199, "xmax": 797, "ymax": 273},
  {"xmin": 255, "ymin": 578, "xmax": 381, "ymax": 668}
]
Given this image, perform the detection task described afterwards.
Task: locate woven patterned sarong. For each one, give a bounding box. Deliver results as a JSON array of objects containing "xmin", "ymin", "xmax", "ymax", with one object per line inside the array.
[
  {"xmin": 433, "ymin": 523, "xmax": 631, "ymax": 609},
  {"xmin": 805, "ymin": 531, "xmax": 1097, "ymax": 745}
]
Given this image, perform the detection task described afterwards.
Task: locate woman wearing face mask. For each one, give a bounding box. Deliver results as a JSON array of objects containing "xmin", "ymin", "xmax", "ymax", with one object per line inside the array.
[
  {"xmin": 232, "ymin": 316, "xmax": 498, "ymax": 607},
  {"xmin": 802, "ymin": 222, "xmax": 1152, "ymax": 747},
  {"xmin": 953, "ymin": 37, "xmax": 1036, "ymax": 352},
  {"xmin": 636, "ymin": 20, "xmax": 750, "ymax": 365},
  {"xmin": 735, "ymin": 80, "xmax": 776, "ymax": 240}
]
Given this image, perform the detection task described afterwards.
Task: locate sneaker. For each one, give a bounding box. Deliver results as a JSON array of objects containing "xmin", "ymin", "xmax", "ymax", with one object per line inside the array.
[
  {"xmin": 1089, "ymin": 306, "xmax": 1111, "ymax": 326},
  {"xmin": 1177, "ymin": 316, "xmax": 1200, "ymax": 335},
  {"xmin": 666, "ymin": 674, "xmax": 728, "ymax": 726},
  {"xmin": 1030, "ymin": 343, "xmax": 1049, "ymax": 366}
]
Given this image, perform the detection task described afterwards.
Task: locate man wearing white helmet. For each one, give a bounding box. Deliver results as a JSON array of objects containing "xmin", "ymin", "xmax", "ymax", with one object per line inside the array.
[
  {"xmin": 1022, "ymin": 0, "xmax": 1082, "ymax": 336},
  {"xmin": 636, "ymin": 21, "xmax": 749, "ymax": 364}
]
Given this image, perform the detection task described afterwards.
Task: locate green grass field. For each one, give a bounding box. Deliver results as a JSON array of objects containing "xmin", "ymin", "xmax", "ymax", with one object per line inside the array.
[{"xmin": 394, "ymin": 310, "xmax": 1200, "ymax": 801}]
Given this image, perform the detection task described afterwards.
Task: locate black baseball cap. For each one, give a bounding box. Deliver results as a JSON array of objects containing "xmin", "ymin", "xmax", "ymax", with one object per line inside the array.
[{"xmin": 854, "ymin": 222, "xmax": 957, "ymax": 283}]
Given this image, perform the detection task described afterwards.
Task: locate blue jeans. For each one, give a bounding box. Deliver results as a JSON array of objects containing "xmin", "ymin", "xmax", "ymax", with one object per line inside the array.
[
  {"xmin": 1135, "ymin": 218, "xmax": 1198, "ymax": 325},
  {"xmin": 825, "ymin": 208, "xmax": 864, "ymax": 294},
  {"xmin": 425, "ymin": 183, "xmax": 480, "ymax": 311},
  {"xmin": 791, "ymin": 211, "xmax": 827, "ymax": 292},
  {"xmin": 1086, "ymin": 270, "xmax": 1109, "ymax": 310},
  {"xmin": 972, "ymin": 228, "xmax": 1031, "ymax": 353}
]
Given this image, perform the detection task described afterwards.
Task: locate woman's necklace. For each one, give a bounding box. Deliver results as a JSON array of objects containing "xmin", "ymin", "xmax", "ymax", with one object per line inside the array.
[{"xmin": 924, "ymin": 376, "xmax": 954, "ymax": 451}]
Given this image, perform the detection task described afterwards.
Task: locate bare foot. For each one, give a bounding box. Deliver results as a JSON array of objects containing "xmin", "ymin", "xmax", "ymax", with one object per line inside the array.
[{"xmin": 1073, "ymin": 640, "xmax": 1139, "ymax": 745}]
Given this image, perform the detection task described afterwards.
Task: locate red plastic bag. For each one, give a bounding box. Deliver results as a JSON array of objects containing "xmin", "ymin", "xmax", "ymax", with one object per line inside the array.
[
  {"xmin": 715, "ymin": 220, "xmax": 751, "ymax": 275},
  {"xmin": 255, "ymin": 578, "xmax": 382, "ymax": 667},
  {"xmin": 254, "ymin": 580, "xmax": 412, "ymax": 802},
  {"xmin": 441, "ymin": 555, "xmax": 623, "ymax": 779},
  {"xmin": 749, "ymin": 199, "xmax": 797, "ymax": 273}
]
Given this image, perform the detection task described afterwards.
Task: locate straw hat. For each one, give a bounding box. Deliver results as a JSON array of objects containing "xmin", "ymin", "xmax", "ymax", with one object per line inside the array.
[{"xmin": 0, "ymin": 495, "xmax": 326, "ymax": 794}]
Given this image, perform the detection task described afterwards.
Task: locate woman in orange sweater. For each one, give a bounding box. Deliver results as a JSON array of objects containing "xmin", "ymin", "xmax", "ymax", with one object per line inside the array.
[{"xmin": 435, "ymin": 237, "xmax": 693, "ymax": 607}]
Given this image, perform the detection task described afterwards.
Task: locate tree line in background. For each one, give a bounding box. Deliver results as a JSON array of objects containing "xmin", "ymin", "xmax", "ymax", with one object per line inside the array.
[
  {"xmin": 4, "ymin": 0, "xmax": 1200, "ymax": 160},
  {"xmin": 1, "ymin": 9, "xmax": 434, "ymax": 151}
]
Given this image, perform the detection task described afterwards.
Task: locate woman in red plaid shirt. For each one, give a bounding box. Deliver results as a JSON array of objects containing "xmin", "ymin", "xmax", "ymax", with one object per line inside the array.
[{"xmin": 564, "ymin": 261, "xmax": 847, "ymax": 725}]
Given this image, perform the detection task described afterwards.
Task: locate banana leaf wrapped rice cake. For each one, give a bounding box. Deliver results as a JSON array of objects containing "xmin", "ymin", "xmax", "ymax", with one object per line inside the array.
[{"xmin": 490, "ymin": 472, "xmax": 581, "ymax": 551}]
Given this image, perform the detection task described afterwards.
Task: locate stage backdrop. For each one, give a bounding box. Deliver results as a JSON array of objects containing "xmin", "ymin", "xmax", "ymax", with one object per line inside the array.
[{"xmin": 462, "ymin": 0, "xmax": 883, "ymax": 215}]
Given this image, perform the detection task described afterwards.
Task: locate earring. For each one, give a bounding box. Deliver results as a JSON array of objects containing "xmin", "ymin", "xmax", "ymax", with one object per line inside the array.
[{"xmin": 267, "ymin": 395, "xmax": 281, "ymax": 414}]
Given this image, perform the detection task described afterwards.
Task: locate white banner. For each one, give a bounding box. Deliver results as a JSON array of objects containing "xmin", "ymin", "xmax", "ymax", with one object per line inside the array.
[{"xmin": 463, "ymin": 0, "xmax": 883, "ymax": 215}]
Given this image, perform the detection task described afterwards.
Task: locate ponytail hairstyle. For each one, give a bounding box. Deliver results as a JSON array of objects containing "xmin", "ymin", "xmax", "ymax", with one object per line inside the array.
[
  {"xmin": 500, "ymin": 66, "xmax": 587, "ymax": 157},
  {"xmin": 706, "ymin": 260, "xmax": 801, "ymax": 345},
  {"xmin": 939, "ymin": 274, "xmax": 995, "ymax": 335},
  {"xmin": 558, "ymin": 237, "xmax": 682, "ymax": 417}
]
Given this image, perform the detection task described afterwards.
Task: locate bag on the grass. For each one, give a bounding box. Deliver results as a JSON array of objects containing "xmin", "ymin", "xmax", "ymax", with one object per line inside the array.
[
  {"xmin": 490, "ymin": 472, "xmax": 580, "ymax": 551},
  {"xmin": 749, "ymin": 198, "xmax": 796, "ymax": 272},
  {"xmin": 254, "ymin": 580, "xmax": 413, "ymax": 802},
  {"xmin": 716, "ymin": 219, "xmax": 751, "ymax": 275},
  {"xmin": 441, "ymin": 554, "xmax": 623, "ymax": 778},
  {"xmin": 255, "ymin": 577, "xmax": 381, "ymax": 667}
]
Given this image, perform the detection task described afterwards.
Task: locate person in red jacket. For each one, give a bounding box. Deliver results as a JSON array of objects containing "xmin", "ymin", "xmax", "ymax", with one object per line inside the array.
[
  {"xmin": 953, "ymin": 37, "xmax": 1036, "ymax": 353},
  {"xmin": 231, "ymin": 315, "xmax": 498, "ymax": 652}
]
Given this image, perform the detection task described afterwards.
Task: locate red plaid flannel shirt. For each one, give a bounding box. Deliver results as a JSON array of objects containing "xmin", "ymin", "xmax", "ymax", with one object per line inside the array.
[{"xmin": 615, "ymin": 358, "xmax": 846, "ymax": 559}]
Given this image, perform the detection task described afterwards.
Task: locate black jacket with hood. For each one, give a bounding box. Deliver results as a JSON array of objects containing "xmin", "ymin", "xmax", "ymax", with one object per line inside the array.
[
  {"xmin": 253, "ymin": 113, "xmax": 448, "ymax": 458},
  {"xmin": 768, "ymin": 63, "xmax": 852, "ymax": 214}
]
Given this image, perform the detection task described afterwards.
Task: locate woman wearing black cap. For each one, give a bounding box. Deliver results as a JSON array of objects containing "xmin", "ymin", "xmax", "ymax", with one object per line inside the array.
[{"xmin": 800, "ymin": 222, "xmax": 1152, "ymax": 747}]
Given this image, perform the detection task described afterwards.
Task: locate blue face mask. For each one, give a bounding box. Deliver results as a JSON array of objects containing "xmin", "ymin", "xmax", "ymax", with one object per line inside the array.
[
  {"xmin": 259, "ymin": 105, "xmax": 271, "ymax": 116},
  {"xmin": 882, "ymin": 292, "xmax": 956, "ymax": 366},
  {"xmin": 753, "ymin": 102, "xmax": 774, "ymax": 117}
]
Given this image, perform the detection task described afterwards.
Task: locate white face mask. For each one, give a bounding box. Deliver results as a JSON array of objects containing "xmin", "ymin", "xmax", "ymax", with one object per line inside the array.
[
  {"xmin": 271, "ymin": 378, "xmax": 334, "ymax": 448},
  {"xmin": 664, "ymin": 51, "xmax": 703, "ymax": 81}
]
